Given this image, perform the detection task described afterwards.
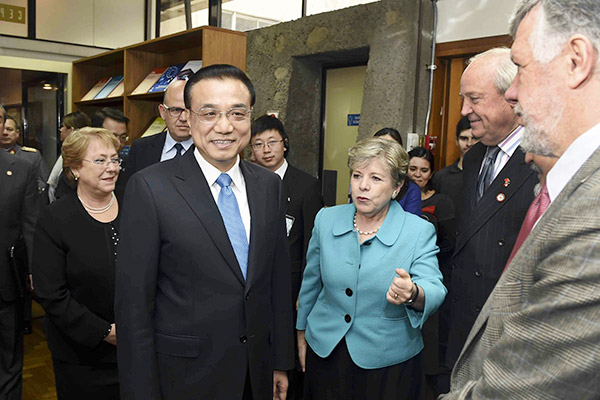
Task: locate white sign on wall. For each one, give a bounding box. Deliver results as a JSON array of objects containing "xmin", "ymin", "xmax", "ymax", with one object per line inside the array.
[{"xmin": 0, "ymin": 0, "xmax": 27, "ymax": 37}]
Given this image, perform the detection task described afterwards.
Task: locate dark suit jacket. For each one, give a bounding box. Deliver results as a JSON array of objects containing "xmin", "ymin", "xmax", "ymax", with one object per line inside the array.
[
  {"xmin": 446, "ymin": 141, "xmax": 537, "ymax": 367},
  {"xmin": 119, "ymin": 131, "xmax": 167, "ymax": 190},
  {"xmin": 282, "ymin": 164, "xmax": 323, "ymax": 302},
  {"xmin": 0, "ymin": 150, "xmax": 39, "ymax": 302},
  {"xmin": 115, "ymin": 149, "xmax": 295, "ymax": 400}
]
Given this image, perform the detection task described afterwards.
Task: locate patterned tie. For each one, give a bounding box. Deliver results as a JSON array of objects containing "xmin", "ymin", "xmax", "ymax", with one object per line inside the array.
[
  {"xmin": 504, "ymin": 183, "xmax": 550, "ymax": 271},
  {"xmin": 216, "ymin": 173, "xmax": 249, "ymax": 280},
  {"xmin": 477, "ymin": 146, "xmax": 501, "ymax": 201},
  {"xmin": 173, "ymin": 143, "xmax": 184, "ymax": 158}
]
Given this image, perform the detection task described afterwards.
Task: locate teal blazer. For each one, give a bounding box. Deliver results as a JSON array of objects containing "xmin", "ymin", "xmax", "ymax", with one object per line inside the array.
[{"xmin": 296, "ymin": 201, "xmax": 446, "ymax": 369}]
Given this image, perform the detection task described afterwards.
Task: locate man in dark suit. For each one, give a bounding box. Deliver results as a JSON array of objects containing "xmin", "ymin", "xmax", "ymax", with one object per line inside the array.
[
  {"xmin": 250, "ymin": 115, "xmax": 323, "ymax": 400},
  {"xmin": 115, "ymin": 65, "xmax": 294, "ymax": 400},
  {"xmin": 0, "ymin": 105, "xmax": 40, "ymax": 400},
  {"xmin": 441, "ymin": 48, "xmax": 537, "ymax": 393},
  {"xmin": 121, "ymin": 79, "xmax": 193, "ymax": 187}
]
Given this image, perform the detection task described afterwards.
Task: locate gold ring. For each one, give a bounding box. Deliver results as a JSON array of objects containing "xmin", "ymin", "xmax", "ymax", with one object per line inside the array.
[{"xmin": 394, "ymin": 293, "xmax": 399, "ymax": 299}]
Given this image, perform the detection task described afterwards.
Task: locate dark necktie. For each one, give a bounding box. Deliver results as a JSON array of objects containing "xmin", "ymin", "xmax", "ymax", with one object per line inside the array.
[
  {"xmin": 504, "ymin": 183, "xmax": 550, "ymax": 271},
  {"xmin": 216, "ymin": 173, "xmax": 248, "ymax": 280},
  {"xmin": 477, "ymin": 146, "xmax": 501, "ymax": 201},
  {"xmin": 173, "ymin": 143, "xmax": 184, "ymax": 158}
]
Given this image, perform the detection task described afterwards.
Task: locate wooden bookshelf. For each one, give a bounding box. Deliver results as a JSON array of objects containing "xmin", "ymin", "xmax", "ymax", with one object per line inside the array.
[{"xmin": 72, "ymin": 26, "xmax": 247, "ymax": 142}]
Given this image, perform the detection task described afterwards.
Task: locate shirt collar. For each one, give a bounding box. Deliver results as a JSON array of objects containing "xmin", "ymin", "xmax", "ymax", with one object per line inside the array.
[
  {"xmin": 164, "ymin": 130, "xmax": 194, "ymax": 152},
  {"xmin": 193, "ymin": 148, "xmax": 243, "ymax": 188},
  {"xmin": 546, "ymin": 121, "xmax": 600, "ymax": 202},
  {"xmin": 332, "ymin": 201, "xmax": 404, "ymax": 246},
  {"xmin": 273, "ymin": 159, "xmax": 288, "ymax": 179},
  {"xmin": 496, "ymin": 125, "xmax": 523, "ymax": 157}
]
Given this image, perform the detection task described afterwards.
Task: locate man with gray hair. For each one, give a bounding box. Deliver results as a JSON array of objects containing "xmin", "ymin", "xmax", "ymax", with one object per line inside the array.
[
  {"xmin": 440, "ymin": 47, "xmax": 537, "ymax": 394},
  {"xmin": 441, "ymin": 1, "xmax": 600, "ymax": 398}
]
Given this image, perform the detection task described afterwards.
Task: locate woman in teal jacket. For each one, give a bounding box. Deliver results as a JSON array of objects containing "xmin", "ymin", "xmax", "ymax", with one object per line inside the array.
[{"xmin": 297, "ymin": 138, "xmax": 446, "ymax": 399}]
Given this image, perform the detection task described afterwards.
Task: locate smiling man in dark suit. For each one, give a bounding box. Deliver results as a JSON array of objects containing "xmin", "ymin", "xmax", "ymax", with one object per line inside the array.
[
  {"xmin": 116, "ymin": 65, "xmax": 294, "ymax": 400},
  {"xmin": 121, "ymin": 79, "xmax": 193, "ymax": 187},
  {"xmin": 0, "ymin": 105, "xmax": 40, "ymax": 400},
  {"xmin": 250, "ymin": 115, "xmax": 323, "ymax": 400},
  {"xmin": 440, "ymin": 47, "xmax": 538, "ymax": 394}
]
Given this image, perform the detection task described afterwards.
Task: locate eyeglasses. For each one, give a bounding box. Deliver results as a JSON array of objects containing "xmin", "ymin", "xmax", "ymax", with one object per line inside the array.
[
  {"xmin": 250, "ymin": 139, "xmax": 284, "ymax": 150},
  {"xmin": 162, "ymin": 104, "xmax": 186, "ymax": 118},
  {"xmin": 83, "ymin": 157, "xmax": 122, "ymax": 168},
  {"xmin": 114, "ymin": 133, "xmax": 129, "ymax": 143},
  {"xmin": 189, "ymin": 107, "xmax": 252, "ymax": 125}
]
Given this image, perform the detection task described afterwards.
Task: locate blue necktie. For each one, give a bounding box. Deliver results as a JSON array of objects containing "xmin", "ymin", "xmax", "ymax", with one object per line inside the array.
[
  {"xmin": 216, "ymin": 173, "xmax": 248, "ymax": 280},
  {"xmin": 477, "ymin": 145, "xmax": 500, "ymax": 201},
  {"xmin": 173, "ymin": 143, "xmax": 184, "ymax": 158}
]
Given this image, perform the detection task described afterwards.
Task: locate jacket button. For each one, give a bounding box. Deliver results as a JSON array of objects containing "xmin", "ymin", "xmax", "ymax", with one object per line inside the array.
[
  {"xmin": 452, "ymin": 296, "xmax": 458, "ymax": 303},
  {"xmin": 245, "ymin": 293, "xmax": 250, "ymax": 301},
  {"xmin": 239, "ymin": 335, "xmax": 248, "ymax": 343},
  {"xmin": 498, "ymin": 239, "xmax": 505, "ymax": 246},
  {"xmin": 475, "ymin": 305, "xmax": 482, "ymax": 313},
  {"xmin": 344, "ymin": 314, "xmax": 351, "ymax": 323},
  {"xmin": 451, "ymin": 264, "xmax": 457, "ymax": 270},
  {"xmin": 345, "ymin": 288, "xmax": 353, "ymax": 297},
  {"xmin": 475, "ymin": 269, "xmax": 482, "ymax": 277}
]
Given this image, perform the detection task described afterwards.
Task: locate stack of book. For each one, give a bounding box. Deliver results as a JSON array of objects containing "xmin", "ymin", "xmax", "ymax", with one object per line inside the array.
[
  {"xmin": 81, "ymin": 75, "xmax": 124, "ymax": 101},
  {"xmin": 133, "ymin": 60, "xmax": 203, "ymax": 95}
]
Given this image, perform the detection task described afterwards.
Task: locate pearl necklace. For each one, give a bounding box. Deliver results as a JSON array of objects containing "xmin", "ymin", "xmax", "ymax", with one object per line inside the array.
[
  {"xmin": 78, "ymin": 192, "xmax": 115, "ymax": 214},
  {"xmin": 353, "ymin": 213, "xmax": 381, "ymax": 235}
]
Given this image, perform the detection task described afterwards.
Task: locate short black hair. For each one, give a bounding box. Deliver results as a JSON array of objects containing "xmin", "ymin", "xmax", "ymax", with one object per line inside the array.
[
  {"xmin": 456, "ymin": 116, "xmax": 471, "ymax": 140},
  {"xmin": 91, "ymin": 107, "xmax": 129, "ymax": 127},
  {"xmin": 373, "ymin": 127, "xmax": 403, "ymax": 147},
  {"xmin": 4, "ymin": 115, "xmax": 20, "ymax": 132},
  {"xmin": 184, "ymin": 64, "xmax": 255, "ymax": 110},
  {"xmin": 408, "ymin": 146, "xmax": 435, "ymax": 191},
  {"xmin": 251, "ymin": 115, "xmax": 289, "ymax": 156}
]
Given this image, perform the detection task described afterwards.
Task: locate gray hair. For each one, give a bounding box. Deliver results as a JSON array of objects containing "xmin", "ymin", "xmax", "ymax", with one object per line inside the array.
[
  {"xmin": 468, "ymin": 48, "xmax": 516, "ymax": 94},
  {"xmin": 348, "ymin": 137, "xmax": 408, "ymax": 187},
  {"xmin": 510, "ymin": 0, "xmax": 600, "ymax": 65}
]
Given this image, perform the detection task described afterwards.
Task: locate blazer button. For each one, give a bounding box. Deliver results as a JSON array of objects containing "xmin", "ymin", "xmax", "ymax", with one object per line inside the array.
[
  {"xmin": 451, "ymin": 264, "xmax": 457, "ymax": 270},
  {"xmin": 452, "ymin": 296, "xmax": 458, "ymax": 303},
  {"xmin": 245, "ymin": 293, "xmax": 250, "ymax": 301},
  {"xmin": 475, "ymin": 269, "xmax": 482, "ymax": 277},
  {"xmin": 475, "ymin": 305, "xmax": 482, "ymax": 313},
  {"xmin": 345, "ymin": 288, "xmax": 353, "ymax": 297},
  {"xmin": 344, "ymin": 314, "xmax": 351, "ymax": 323},
  {"xmin": 498, "ymin": 239, "xmax": 505, "ymax": 246},
  {"xmin": 239, "ymin": 335, "xmax": 248, "ymax": 343}
]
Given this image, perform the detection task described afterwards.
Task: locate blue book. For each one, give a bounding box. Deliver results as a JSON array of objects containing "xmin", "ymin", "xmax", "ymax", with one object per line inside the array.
[
  {"xmin": 148, "ymin": 64, "xmax": 184, "ymax": 93},
  {"xmin": 94, "ymin": 75, "xmax": 124, "ymax": 99}
]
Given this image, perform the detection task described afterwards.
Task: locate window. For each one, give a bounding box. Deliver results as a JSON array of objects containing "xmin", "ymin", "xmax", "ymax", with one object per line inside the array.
[
  {"xmin": 305, "ymin": 0, "xmax": 379, "ymax": 16},
  {"xmin": 221, "ymin": 0, "xmax": 301, "ymax": 32}
]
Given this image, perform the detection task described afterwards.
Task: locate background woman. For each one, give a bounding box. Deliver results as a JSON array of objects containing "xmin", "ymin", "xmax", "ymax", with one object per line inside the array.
[
  {"xmin": 373, "ymin": 127, "xmax": 422, "ymax": 215},
  {"xmin": 47, "ymin": 111, "xmax": 91, "ymax": 203},
  {"xmin": 33, "ymin": 127, "xmax": 121, "ymax": 399},
  {"xmin": 407, "ymin": 146, "xmax": 456, "ymax": 396},
  {"xmin": 297, "ymin": 137, "xmax": 446, "ymax": 400}
]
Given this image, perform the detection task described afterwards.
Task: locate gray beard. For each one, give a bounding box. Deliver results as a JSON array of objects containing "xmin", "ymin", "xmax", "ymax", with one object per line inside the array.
[{"xmin": 515, "ymin": 104, "xmax": 558, "ymax": 157}]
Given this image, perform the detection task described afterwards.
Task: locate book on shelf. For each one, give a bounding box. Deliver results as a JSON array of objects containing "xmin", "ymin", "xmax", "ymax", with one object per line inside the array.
[
  {"xmin": 94, "ymin": 75, "xmax": 124, "ymax": 100},
  {"xmin": 107, "ymin": 80, "xmax": 124, "ymax": 98},
  {"xmin": 141, "ymin": 116, "xmax": 166, "ymax": 138},
  {"xmin": 131, "ymin": 67, "xmax": 167, "ymax": 95},
  {"xmin": 80, "ymin": 77, "xmax": 112, "ymax": 101},
  {"xmin": 148, "ymin": 64, "xmax": 185, "ymax": 93},
  {"xmin": 177, "ymin": 60, "xmax": 203, "ymax": 80}
]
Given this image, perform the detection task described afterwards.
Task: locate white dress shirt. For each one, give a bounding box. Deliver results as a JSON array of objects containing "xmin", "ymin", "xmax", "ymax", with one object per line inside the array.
[
  {"xmin": 480, "ymin": 125, "xmax": 523, "ymax": 182},
  {"xmin": 160, "ymin": 131, "xmax": 194, "ymax": 162},
  {"xmin": 546, "ymin": 122, "xmax": 600, "ymax": 203},
  {"xmin": 273, "ymin": 159, "xmax": 288, "ymax": 180},
  {"xmin": 194, "ymin": 148, "xmax": 251, "ymax": 241}
]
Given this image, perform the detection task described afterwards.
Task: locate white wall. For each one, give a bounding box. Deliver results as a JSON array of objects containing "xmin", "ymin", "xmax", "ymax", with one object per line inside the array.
[
  {"xmin": 436, "ymin": 0, "xmax": 519, "ymax": 43},
  {"xmin": 36, "ymin": 0, "xmax": 144, "ymax": 49}
]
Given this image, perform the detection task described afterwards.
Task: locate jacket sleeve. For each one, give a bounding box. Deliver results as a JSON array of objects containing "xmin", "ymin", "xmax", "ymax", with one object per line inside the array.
[
  {"xmin": 115, "ymin": 173, "xmax": 162, "ymax": 400},
  {"xmin": 296, "ymin": 209, "xmax": 323, "ymax": 330},
  {"xmin": 399, "ymin": 181, "xmax": 423, "ymax": 216}
]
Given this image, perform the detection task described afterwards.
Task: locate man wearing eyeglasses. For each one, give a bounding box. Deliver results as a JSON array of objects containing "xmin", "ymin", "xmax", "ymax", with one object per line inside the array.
[
  {"xmin": 250, "ymin": 114, "xmax": 323, "ymax": 400},
  {"xmin": 122, "ymin": 79, "xmax": 193, "ymax": 189},
  {"xmin": 116, "ymin": 64, "xmax": 294, "ymax": 400}
]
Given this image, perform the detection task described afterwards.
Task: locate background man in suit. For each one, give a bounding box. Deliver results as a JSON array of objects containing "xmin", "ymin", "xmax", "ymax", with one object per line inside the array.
[
  {"xmin": 250, "ymin": 115, "xmax": 323, "ymax": 400},
  {"xmin": 116, "ymin": 64, "xmax": 294, "ymax": 400},
  {"xmin": 121, "ymin": 79, "xmax": 193, "ymax": 186},
  {"xmin": 1, "ymin": 114, "xmax": 49, "ymax": 193},
  {"xmin": 91, "ymin": 107, "xmax": 129, "ymax": 152},
  {"xmin": 442, "ymin": 1, "xmax": 600, "ymax": 398},
  {"xmin": 0, "ymin": 105, "xmax": 40, "ymax": 400},
  {"xmin": 442, "ymin": 47, "xmax": 538, "ymax": 393}
]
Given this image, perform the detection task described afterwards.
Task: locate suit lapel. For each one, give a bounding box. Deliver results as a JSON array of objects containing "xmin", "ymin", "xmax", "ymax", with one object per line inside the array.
[
  {"xmin": 242, "ymin": 161, "xmax": 268, "ymax": 288},
  {"xmin": 282, "ymin": 165, "xmax": 295, "ymax": 212},
  {"xmin": 172, "ymin": 150, "xmax": 246, "ymax": 285},
  {"xmin": 149, "ymin": 131, "xmax": 167, "ymax": 164},
  {"xmin": 455, "ymin": 147, "xmax": 534, "ymax": 254}
]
